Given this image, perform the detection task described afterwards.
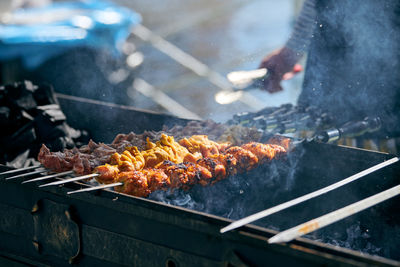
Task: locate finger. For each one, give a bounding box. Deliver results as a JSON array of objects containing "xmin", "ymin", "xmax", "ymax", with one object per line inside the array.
[
  {"xmin": 259, "ymin": 60, "xmax": 269, "ymax": 69},
  {"xmin": 282, "ymin": 64, "xmax": 304, "ymax": 80},
  {"xmin": 263, "ymin": 78, "xmax": 283, "ymax": 93},
  {"xmin": 282, "ymin": 72, "xmax": 295, "ymax": 80},
  {"xmin": 267, "ymin": 82, "xmax": 283, "ymax": 93},
  {"xmin": 293, "ymin": 64, "xmax": 303, "ymax": 73}
]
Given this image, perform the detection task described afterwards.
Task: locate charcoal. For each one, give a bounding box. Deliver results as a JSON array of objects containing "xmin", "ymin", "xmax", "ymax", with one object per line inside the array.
[
  {"xmin": 34, "ymin": 111, "xmax": 66, "ymax": 141},
  {"xmin": 0, "ymin": 110, "xmax": 32, "ymax": 139},
  {"xmin": 64, "ymin": 124, "xmax": 90, "ymax": 147},
  {"xmin": 0, "ymin": 80, "xmax": 91, "ymax": 166},
  {"xmin": 6, "ymin": 110, "xmax": 32, "ymax": 136},
  {"xmin": 5, "ymin": 81, "xmax": 38, "ymax": 111},
  {"xmin": 6, "ymin": 149, "xmax": 31, "ymax": 169},
  {"xmin": 13, "ymin": 93, "xmax": 37, "ymax": 111},
  {"xmin": 44, "ymin": 136, "xmax": 75, "ymax": 152},
  {"xmin": 21, "ymin": 110, "xmax": 34, "ymax": 121},
  {"xmin": 65, "ymin": 124, "xmax": 82, "ymax": 139},
  {"xmin": 33, "ymin": 83, "xmax": 58, "ymax": 106},
  {"xmin": 0, "ymin": 106, "xmax": 11, "ymax": 125},
  {"xmin": 0, "ymin": 122, "xmax": 36, "ymax": 161},
  {"xmin": 36, "ymin": 104, "xmax": 66, "ymax": 123},
  {"xmin": 0, "ymin": 86, "xmax": 5, "ymax": 106},
  {"xmin": 20, "ymin": 80, "xmax": 37, "ymax": 93}
]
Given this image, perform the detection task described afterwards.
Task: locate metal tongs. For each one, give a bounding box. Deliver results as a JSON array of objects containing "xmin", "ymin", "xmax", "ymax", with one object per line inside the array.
[
  {"xmin": 226, "ymin": 68, "xmax": 268, "ymax": 91},
  {"xmin": 215, "ymin": 68, "xmax": 269, "ymax": 105}
]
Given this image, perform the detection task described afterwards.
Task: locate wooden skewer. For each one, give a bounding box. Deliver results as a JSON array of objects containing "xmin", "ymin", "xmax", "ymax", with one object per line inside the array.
[
  {"xmin": 38, "ymin": 173, "xmax": 99, "ymax": 187},
  {"xmin": 268, "ymin": 184, "xmax": 400, "ymax": 244},
  {"xmin": 67, "ymin": 182, "xmax": 123, "ymax": 195},
  {"xmin": 0, "ymin": 165, "xmax": 41, "ymax": 176},
  {"xmin": 21, "ymin": 170, "xmax": 74, "ymax": 184},
  {"xmin": 5, "ymin": 169, "xmax": 48, "ymax": 180},
  {"xmin": 220, "ymin": 157, "xmax": 399, "ymax": 234}
]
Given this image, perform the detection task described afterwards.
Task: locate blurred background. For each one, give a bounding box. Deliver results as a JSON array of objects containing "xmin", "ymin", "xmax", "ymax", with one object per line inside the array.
[{"xmin": 0, "ymin": 0, "xmax": 304, "ymax": 123}]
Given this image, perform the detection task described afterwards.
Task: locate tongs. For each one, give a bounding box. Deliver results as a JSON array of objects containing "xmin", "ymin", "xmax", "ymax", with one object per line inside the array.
[
  {"xmin": 227, "ymin": 68, "xmax": 268, "ymax": 91},
  {"xmin": 215, "ymin": 68, "xmax": 269, "ymax": 105},
  {"xmin": 215, "ymin": 64, "xmax": 303, "ymax": 105}
]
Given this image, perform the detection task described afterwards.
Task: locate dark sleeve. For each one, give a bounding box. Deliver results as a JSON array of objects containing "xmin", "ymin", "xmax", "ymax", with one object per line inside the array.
[{"xmin": 285, "ymin": 0, "xmax": 317, "ymax": 54}]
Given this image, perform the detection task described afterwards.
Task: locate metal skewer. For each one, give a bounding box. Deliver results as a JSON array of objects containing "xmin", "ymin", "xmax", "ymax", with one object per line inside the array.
[
  {"xmin": 0, "ymin": 165, "xmax": 41, "ymax": 176},
  {"xmin": 5, "ymin": 168, "xmax": 48, "ymax": 180},
  {"xmin": 38, "ymin": 173, "xmax": 99, "ymax": 187},
  {"xmin": 268, "ymin": 184, "xmax": 400, "ymax": 244},
  {"xmin": 220, "ymin": 157, "xmax": 399, "ymax": 233},
  {"xmin": 67, "ymin": 182, "xmax": 123, "ymax": 195},
  {"xmin": 21, "ymin": 170, "xmax": 74, "ymax": 184}
]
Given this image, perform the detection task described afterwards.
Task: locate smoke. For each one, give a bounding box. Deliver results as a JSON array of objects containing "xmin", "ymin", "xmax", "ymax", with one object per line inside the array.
[
  {"xmin": 146, "ymin": 140, "xmax": 400, "ymax": 261},
  {"xmin": 148, "ymin": 149, "xmax": 304, "ymax": 220},
  {"xmin": 343, "ymin": 1, "xmax": 400, "ymax": 112},
  {"xmin": 309, "ymin": 221, "xmax": 381, "ymax": 256},
  {"xmin": 27, "ymin": 47, "xmax": 132, "ymax": 107},
  {"xmin": 300, "ymin": 1, "xmax": 400, "ymax": 129}
]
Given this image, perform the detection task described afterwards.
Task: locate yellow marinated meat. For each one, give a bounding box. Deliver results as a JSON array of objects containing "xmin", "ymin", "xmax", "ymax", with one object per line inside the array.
[
  {"xmin": 101, "ymin": 134, "xmax": 197, "ymax": 175},
  {"xmin": 142, "ymin": 134, "xmax": 194, "ymax": 167},
  {"xmin": 109, "ymin": 146, "xmax": 145, "ymax": 171},
  {"xmin": 179, "ymin": 135, "xmax": 231, "ymax": 157}
]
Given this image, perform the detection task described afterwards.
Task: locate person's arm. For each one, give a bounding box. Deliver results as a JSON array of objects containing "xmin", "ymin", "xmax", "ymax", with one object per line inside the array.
[{"xmin": 260, "ymin": 0, "xmax": 317, "ymax": 93}]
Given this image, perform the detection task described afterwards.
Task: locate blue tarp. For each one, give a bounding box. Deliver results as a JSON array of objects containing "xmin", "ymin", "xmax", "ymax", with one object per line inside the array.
[{"xmin": 0, "ymin": 0, "xmax": 141, "ymax": 69}]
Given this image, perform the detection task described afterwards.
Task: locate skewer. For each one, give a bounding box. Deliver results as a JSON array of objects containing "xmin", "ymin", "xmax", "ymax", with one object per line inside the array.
[
  {"xmin": 5, "ymin": 168, "xmax": 48, "ymax": 180},
  {"xmin": 268, "ymin": 184, "xmax": 400, "ymax": 244},
  {"xmin": 220, "ymin": 156, "xmax": 399, "ymax": 233},
  {"xmin": 67, "ymin": 182, "xmax": 123, "ymax": 195},
  {"xmin": 21, "ymin": 170, "xmax": 74, "ymax": 184},
  {"xmin": 0, "ymin": 165, "xmax": 41, "ymax": 176},
  {"xmin": 38, "ymin": 173, "xmax": 99, "ymax": 188}
]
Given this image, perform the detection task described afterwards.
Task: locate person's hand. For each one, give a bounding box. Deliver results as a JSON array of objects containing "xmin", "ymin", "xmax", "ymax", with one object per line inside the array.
[{"xmin": 259, "ymin": 47, "xmax": 303, "ymax": 93}]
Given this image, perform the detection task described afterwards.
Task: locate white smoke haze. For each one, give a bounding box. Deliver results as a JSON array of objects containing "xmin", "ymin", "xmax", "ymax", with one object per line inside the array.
[{"xmin": 300, "ymin": 1, "xmax": 400, "ymax": 134}]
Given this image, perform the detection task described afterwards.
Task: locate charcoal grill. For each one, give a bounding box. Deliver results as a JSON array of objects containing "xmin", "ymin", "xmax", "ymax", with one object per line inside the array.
[{"xmin": 1, "ymin": 95, "xmax": 399, "ymax": 266}]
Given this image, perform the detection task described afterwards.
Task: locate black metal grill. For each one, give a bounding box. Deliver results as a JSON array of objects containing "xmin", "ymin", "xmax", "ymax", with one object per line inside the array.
[{"xmin": 1, "ymin": 95, "xmax": 399, "ymax": 266}]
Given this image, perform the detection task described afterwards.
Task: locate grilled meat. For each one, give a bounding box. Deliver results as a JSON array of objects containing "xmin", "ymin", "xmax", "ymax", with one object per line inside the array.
[
  {"xmin": 114, "ymin": 171, "xmax": 151, "ymax": 198},
  {"xmin": 142, "ymin": 168, "xmax": 171, "ymax": 192},
  {"xmin": 96, "ymin": 161, "xmax": 212, "ymax": 196},
  {"xmin": 241, "ymin": 142, "xmax": 278, "ymax": 163},
  {"xmin": 93, "ymin": 140, "xmax": 286, "ymax": 197},
  {"xmin": 223, "ymin": 146, "xmax": 258, "ymax": 172},
  {"xmin": 158, "ymin": 161, "xmax": 213, "ymax": 189},
  {"xmin": 38, "ymin": 131, "xmax": 162, "ymax": 175},
  {"xmin": 142, "ymin": 134, "xmax": 195, "ymax": 168},
  {"xmin": 38, "ymin": 122, "xmax": 265, "ymax": 175},
  {"xmin": 94, "ymin": 164, "xmax": 120, "ymax": 184},
  {"xmin": 39, "ymin": 132, "xmax": 289, "ymax": 198},
  {"xmin": 179, "ymin": 135, "xmax": 230, "ymax": 157},
  {"xmin": 197, "ymin": 154, "xmax": 237, "ymax": 182}
]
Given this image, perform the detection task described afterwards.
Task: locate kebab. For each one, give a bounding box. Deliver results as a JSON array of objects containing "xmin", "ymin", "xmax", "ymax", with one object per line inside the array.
[
  {"xmin": 85, "ymin": 136, "xmax": 286, "ymax": 197},
  {"xmin": 36, "ymin": 134, "xmax": 288, "ymax": 197}
]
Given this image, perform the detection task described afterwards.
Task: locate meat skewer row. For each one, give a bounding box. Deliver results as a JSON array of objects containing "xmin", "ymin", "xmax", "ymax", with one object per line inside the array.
[
  {"xmin": 93, "ymin": 142, "xmax": 286, "ymax": 197},
  {"xmin": 97, "ymin": 134, "xmax": 282, "ymax": 181},
  {"xmin": 37, "ymin": 132, "xmax": 288, "ymax": 197},
  {"xmin": 37, "ymin": 134, "xmax": 230, "ymax": 175}
]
